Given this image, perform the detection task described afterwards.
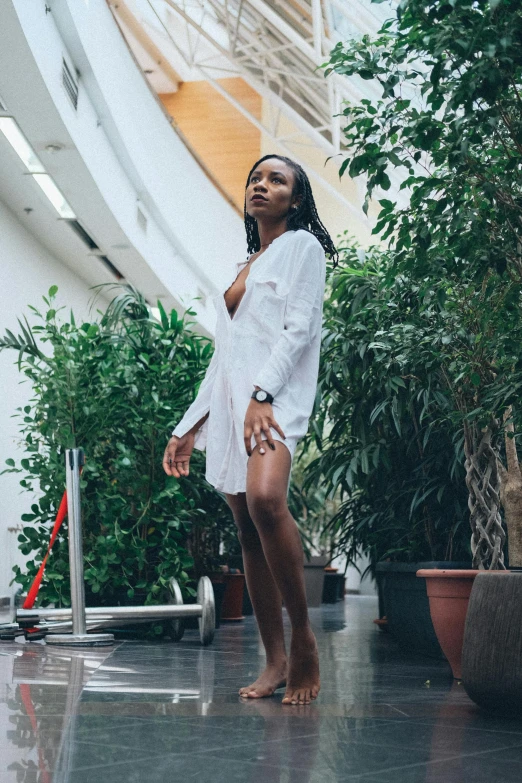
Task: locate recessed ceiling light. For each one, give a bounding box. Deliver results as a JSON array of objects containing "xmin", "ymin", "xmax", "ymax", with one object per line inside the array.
[
  {"xmin": 32, "ymin": 173, "xmax": 76, "ymax": 219},
  {"xmin": 0, "ymin": 117, "xmax": 43, "ymax": 172},
  {"xmin": 0, "ymin": 117, "xmax": 76, "ymax": 219}
]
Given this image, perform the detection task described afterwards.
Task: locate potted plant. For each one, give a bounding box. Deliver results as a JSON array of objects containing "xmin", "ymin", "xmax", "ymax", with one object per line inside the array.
[
  {"xmin": 288, "ymin": 441, "xmax": 343, "ymax": 606},
  {"xmin": 0, "ymin": 284, "xmax": 218, "ymax": 636},
  {"xmin": 317, "ymin": 0, "xmax": 522, "ymax": 677},
  {"xmin": 312, "ymin": 243, "xmax": 473, "ymax": 658}
]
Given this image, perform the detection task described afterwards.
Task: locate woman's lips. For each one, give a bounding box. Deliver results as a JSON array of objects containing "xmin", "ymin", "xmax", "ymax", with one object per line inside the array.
[{"xmin": 251, "ymin": 196, "xmax": 268, "ymax": 202}]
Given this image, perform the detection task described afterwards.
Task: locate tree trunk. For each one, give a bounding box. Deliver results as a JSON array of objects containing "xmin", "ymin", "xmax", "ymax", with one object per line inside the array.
[
  {"xmin": 498, "ymin": 407, "xmax": 522, "ymax": 568},
  {"xmin": 463, "ymin": 418, "xmax": 506, "ymax": 570}
]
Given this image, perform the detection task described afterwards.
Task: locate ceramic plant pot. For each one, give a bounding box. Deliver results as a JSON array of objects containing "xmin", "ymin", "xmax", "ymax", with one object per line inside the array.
[
  {"xmin": 377, "ymin": 561, "xmax": 471, "ymax": 659},
  {"xmin": 461, "ymin": 570, "xmax": 522, "ymax": 715},
  {"xmin": 220, "ymin": 573, "xmax": 245, "ymax": 621},
  {"xmin": 303, "ymin": 556, "xmax": 328, "ymax": 607},
  {"xmin": 416, "ymin": 569, "xmax": 479, "ymax": 679},
  {"xmin": 322, "ymin": 567, "xmax": 340, "ymax": 603}
]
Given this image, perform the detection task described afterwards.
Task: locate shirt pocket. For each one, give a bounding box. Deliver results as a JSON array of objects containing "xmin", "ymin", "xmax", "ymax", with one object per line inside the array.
[{"xmin": 245, "ymin": 278, "xmax": 287, "ymax": 341}]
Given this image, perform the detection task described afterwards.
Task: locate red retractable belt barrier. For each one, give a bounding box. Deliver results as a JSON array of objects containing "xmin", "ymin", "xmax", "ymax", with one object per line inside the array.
[
  {"xmin": 19, "ymin": 684, "xmax": 51, "ymax": 783},
  {"xmin": 22, "ymin": 465, "xmax": 83, "ymax": 610}
]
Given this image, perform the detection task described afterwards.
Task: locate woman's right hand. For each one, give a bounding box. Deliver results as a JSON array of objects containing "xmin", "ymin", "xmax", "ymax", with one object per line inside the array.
[{"xmin": 162, "ymin": 431, "xmax": 195, "ymax": 478}]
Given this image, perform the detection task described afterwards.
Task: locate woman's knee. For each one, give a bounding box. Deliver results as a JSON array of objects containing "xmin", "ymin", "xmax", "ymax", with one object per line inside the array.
[
  {"xmin": 246, "ymin": 488, "xmax": 287, "ymax": 532},
  {"xmin": 235, "ymin": 515, "xmax": 262, "ymax": 551},
  {"xmin": 224, "ymin": 498, "xmax": 261, "ymax": 551}
]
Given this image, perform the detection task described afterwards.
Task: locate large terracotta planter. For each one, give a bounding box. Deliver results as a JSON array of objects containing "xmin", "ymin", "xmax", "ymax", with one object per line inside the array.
[
  {"xmin": 220, "ymin": 573, "xmax": 245, "ymax": 621},
  {"xmin": 416, "ymin": 569, "xmax": 479, "ymax": 679},
  {"xmin": 377, "ymin": 561, "xmax": 471, "ymax": 659},
  {"xmin": 461, "ymin": 570, "xmax": 522, "ymax": 715}
]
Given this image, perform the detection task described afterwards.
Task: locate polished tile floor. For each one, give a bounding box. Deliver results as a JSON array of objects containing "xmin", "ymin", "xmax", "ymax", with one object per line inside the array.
[{"xmin": 1, "ymin": 596, "xmax": 522, "ymax": 782}]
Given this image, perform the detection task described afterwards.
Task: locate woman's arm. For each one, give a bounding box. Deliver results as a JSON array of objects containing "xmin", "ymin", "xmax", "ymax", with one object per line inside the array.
[
  {"xmin": 171, "ymin": 346, "xmax": 219, "ymax": 449},
  {"xmin": 252, "ymin": 239, "xmax": 326, "ymax": 398}
]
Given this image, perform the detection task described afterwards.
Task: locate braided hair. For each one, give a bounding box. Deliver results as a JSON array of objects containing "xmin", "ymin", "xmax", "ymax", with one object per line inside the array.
[{"xmin": 244, "ymin": 154, "xmax": 339, "ymax": 268}]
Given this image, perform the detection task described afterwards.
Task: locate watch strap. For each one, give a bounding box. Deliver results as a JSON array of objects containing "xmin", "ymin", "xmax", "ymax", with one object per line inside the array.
[{"xmin": 251, "ymin": 388, "xmax": 274, "ymax": 404}]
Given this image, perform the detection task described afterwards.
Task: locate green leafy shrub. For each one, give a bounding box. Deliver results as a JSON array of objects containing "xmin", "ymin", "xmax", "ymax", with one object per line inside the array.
[
  {"xmin": 1, "ymin": 284, "xmax": 232, "ymax": 606},
  {"xmin": 310, "ymin": 238, "xmax": 472, "ymax": 569},
  {"xmin": 321, "ymin": 0, "xmax": 522, "ymax": 569}
]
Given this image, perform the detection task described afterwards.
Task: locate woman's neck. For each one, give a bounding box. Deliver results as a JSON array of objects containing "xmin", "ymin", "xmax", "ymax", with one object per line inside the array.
[{"xmin": 257, "ymin": 223, "xmax": 289, "ymax": 249}]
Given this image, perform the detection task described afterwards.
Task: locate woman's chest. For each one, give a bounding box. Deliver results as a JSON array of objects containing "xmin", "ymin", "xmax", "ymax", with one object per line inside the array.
[{"xmin": 223, "ymin": 265, "xmax": 251, "ymax": 320}]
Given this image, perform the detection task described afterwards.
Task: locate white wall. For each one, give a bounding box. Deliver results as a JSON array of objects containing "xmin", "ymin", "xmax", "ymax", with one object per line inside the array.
[
  {"xmin": 332, "ymin": 552, "xmax": 377, "ymax": 597},
  {"xmin": 0, "ymin": 198, "xmax": 108, "ymax": 599}
]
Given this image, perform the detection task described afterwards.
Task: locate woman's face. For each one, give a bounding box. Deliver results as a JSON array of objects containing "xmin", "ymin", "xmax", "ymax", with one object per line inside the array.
[{"xmin": 245, "ymin": 159, "xmax": 299, "ymax": 222}]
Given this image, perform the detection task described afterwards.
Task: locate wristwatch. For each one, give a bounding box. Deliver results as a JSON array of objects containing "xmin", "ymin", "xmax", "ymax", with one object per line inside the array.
[{"xmin": 251, "ymin": 388, "xmax": 274, "ymax": 403}]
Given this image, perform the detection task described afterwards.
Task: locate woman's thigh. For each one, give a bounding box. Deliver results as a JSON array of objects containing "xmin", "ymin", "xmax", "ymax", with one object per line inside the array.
[
  {"xmin": 245, "ymin": 441, "xmax": 291, "ymax": 519},
  {"xmin": 224, "ymin": 491, "xmax": 250, "ymax": 523}
]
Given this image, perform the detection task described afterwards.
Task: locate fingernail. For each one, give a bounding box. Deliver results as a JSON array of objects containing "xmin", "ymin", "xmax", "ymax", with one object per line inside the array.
[{"xmin": 260, "ymin": 448, "xmax": 265, "ymax": 454}]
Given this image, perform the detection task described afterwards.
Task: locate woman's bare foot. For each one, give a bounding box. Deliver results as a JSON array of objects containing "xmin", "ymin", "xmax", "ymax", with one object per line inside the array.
[
  {"xmin": 282, "ymin": 626, "xmax": 320, "ymax": 705},
  {"xmin": 239, "ymin": 660, "xmax": 287, "ymax": 698}
]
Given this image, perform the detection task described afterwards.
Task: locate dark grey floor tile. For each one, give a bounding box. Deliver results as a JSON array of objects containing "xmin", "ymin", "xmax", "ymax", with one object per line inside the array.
[{"xmin": 363, "ymin": 743, "xmax": 522, "ymax": 783}]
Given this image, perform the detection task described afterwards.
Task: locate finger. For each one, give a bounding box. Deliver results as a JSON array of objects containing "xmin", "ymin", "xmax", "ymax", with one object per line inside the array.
[
  {"xmin": 262, "ymin": 420, "xmax": 276, "ymax": 450},
  {"xmin": 162, "ymin": 449, "xmax": 173, "ymax": 476},
  {"xmin": 181, "ymin": 459, "xmax": 190, "ymax": 476},
  {"xmin": 163, "ymin": 442, "xmax": 179, "ymax": 477},
  {"xmin": 271, "ymin": 420, "xmax": 286, "ymax": 440},
  {"xmin": 162, "ymin": 456, "xmax": 171, "ymax": 476},
  {"xmin": 253, "ymin": 425, "xmax": 265, "ymax": 455},
  {"xmin": 244, "ymin": 425, "xmax": 253, "ymax": 456}
]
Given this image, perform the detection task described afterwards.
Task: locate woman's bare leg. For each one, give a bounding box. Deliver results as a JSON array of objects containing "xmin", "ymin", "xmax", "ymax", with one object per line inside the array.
[
  {"xmin": 245, "ymin": 442, "xmax": 320, "ymax": 706},
  {"xmin": 224, "ymin": 492, "xmax": 287, "ymax": 697}
]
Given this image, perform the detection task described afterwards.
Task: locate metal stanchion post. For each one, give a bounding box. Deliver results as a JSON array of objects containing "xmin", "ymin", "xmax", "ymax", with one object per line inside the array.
[{"xmin": 47, "ymin": 449, "xmax": 114, "ymax": 647}]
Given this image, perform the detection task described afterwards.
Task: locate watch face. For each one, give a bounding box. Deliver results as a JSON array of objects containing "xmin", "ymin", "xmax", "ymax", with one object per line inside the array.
[{"xmin": 257, "ymin": 390, "xmax": 267, "ymax": 401}]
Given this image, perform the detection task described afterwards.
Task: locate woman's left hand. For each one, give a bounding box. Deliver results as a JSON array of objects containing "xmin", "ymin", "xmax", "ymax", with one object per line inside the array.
[{"xmin": 244, "ymin": 400, "xmax": 286, "ymax": 456}]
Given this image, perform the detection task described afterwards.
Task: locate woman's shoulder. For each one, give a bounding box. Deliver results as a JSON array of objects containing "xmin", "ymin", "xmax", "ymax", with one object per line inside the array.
[{"xmin": 290, "ymin": 229, "xmax": 325, "ymax": 254}]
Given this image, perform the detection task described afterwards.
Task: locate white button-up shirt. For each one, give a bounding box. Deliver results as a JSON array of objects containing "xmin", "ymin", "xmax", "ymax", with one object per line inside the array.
[{"xmin": 172, "ymin": 229, "xmax": 327, "ymax": 495}]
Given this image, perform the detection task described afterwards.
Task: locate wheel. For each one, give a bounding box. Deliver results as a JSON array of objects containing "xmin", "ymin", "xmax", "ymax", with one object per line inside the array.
[
  {"xmin": 197, "ymin": 576, "xmax": 215, "ymax": 646},
  {"xmin": 167, "ymin": 577, "xmax": 185, "ymax": 642}
]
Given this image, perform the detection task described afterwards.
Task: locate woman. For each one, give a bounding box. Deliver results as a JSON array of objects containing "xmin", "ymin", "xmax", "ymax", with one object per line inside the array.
[{"xmin": 163, "ymin": 154, "xmax": 338, "ymax": 706}]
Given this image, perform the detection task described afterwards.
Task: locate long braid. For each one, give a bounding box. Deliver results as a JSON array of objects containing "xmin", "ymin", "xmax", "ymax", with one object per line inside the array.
[{"xmin": 244, "ymin": 154, "xmax": 339, "ymax": 269}]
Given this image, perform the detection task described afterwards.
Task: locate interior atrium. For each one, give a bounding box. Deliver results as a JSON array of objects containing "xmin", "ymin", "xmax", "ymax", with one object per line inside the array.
[{"xmin": 1, "ymin": 1, "xmax": 522, "ymax": 781}]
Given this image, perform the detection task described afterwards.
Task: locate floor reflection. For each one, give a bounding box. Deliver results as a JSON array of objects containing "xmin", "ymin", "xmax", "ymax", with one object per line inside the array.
[{"xmin": 0, "ymin": 599, "xmax": 521, "ymax": 782}]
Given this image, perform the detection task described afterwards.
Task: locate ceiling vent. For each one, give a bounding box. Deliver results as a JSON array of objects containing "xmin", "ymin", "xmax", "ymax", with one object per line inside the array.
[
  {"xmin": 65, "ymin": 219, "xmax": 124, "ymax": 279},
  {"xmin": 68, "ymin": 219, "xmax": 99, "ymax": 250},
  {"xmin": 137, "ymin": 206, "xmax": 147, "ymax": 232},
  {"xmin": 99, "ymin": 256, "xmax": 124, "ymax": 280},
  {"xmin": 62, "ymin": 58, "xmax": 79, "ymax": 110}
]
